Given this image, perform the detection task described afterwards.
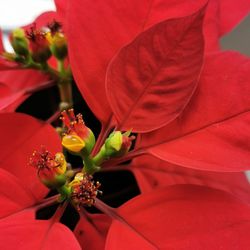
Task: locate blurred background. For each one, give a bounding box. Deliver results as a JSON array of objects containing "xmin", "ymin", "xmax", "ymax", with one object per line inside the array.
[
  {"xmin": 0, "ymin": 0, "xmax": 55, "ymax": 51},
  {"xmin": 0, "ymin": 0, "xmax": 249, "ymax": 55}
]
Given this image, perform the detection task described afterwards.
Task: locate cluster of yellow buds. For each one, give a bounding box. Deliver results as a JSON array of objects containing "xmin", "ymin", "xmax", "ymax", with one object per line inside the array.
[
  {"xmin": 29, "ymin": 109, "xmax": 135, "ymax": 210},
  {"xmin": 9, "ymin": 20, "xmax": 68, "ymax": 64}
]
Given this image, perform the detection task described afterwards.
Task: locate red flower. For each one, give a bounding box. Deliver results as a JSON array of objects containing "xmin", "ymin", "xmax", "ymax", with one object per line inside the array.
[
  {"xmin": 29, "ymin": 146, "xmax": 67, "ymax": 188},
  {"xmin": 61, "ymin": 109, "xmax": 95, "ymax": 154},
  {"xmin": 26, "ymin": 24, "xmax": 51, "ymax": 63},
  {"xmin": 70, "ymin": 172, "xmax": 102, "ymax": 210},
  {"xmin": 61, "ymin": 109, "xmax": 90, "ymax": 139}
]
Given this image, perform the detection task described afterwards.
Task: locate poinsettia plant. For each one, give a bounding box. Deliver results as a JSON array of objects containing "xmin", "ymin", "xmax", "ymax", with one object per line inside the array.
[{"xmin": 0, "ymin": 0, "xmax": 250, "ymax": 249}]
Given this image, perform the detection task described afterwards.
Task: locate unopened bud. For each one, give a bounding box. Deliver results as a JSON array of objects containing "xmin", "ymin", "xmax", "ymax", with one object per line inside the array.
[
  {"xmin": 61, "ymin": 109, "xmax": 96, "ymax": 154},
  {"xmin": 104, "ymin": 131, "xmax": 135, "ymax": 158},
  {"xmin": 10, "ymin": 28, "xmax": 29, "ymax": 57},
  {"xmin": 49, "ymin": 32, "xmax": 68, "ymax": 60},
  {"xmin": 29, "ymin": 148, "xmax": 67, "ymax": 188},
  {"xmin": 26, "ymin": 25, "xmax": 51, "ymax": 63},
  {"xmin": 62, "ymin": 134, "xmax": 85, "ymax": 153}
]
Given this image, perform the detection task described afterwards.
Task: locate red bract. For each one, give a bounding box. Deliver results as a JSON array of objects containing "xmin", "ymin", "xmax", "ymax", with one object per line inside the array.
[
  {"xmin": 0, "ymin": 82, "xmax": 24, "ymax": 111},
  {"xmin": 65, "ymin": 0, "xmax": 207, "ymax": 124},
  {"xmin": 204, "ymin": 0, "xmax": 250, "ymax": 51},
  {"xmin": 0, "ymin": 70, "xmax": 52, "ymax": 112},
  {"xmin": 0, "ymin": 113, "xmax": 61, "ymax": 199},
  {"xmin": 74, "ymin": 213, "xmax": 111, "ymax": 250},
  {"xmin": 106, "ymin": 7, "xmax": 205, "ymax": 132},
  {"xmin": 106, "ymin": 185, "xmax": 250, "ymax": 249},
  {"xmin": 0, "ymin": 168, "xmax": 35, "ymax": 218},
  {"xmin": 136, "ymin": 51, "xmax": 250, "ymax": 171},
  {"xmin": 0, "ymin": 114, "xmax": 81, "ymax": 249},
  {"xmin": 0, "ymin": 210, "xmax": 81, "ymax": 250},
  {"xmin": 212, "ymin": 0, "xmax": 250, "ymax": 36},
  {"xmin": 64, "ymin": 0, "xmax": 249, "ymax": 126},
  {"xmin": 131, "ymin": 155, "xmax": 250, "ymax": 203}
]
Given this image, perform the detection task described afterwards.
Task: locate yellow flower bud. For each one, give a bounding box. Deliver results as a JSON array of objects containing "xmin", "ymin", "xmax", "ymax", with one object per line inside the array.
[
  {"xmin": 62, "ymin": 134, "xmax": 85, "ymax": 153},
  {"xmin": 54, "ymin": 152, "xmax": 67, "ymax": 174},
  {"xmin": 49, "ymin": 32, "xmax": 68, "ymax": 60},
  {"xmin": 61, "ymin": 109, "xmax": 96, "ymax": 154},
  {"xmin": 10, "ymin": 28, "xmax": 29, "ymax": 57},
  {"xmin": 104, "ymin": 131, "xmax": 135, "ymax": 158},
  {"xmin": 106, "ymin": 131, "xmax": 123, "ymax": 153}
]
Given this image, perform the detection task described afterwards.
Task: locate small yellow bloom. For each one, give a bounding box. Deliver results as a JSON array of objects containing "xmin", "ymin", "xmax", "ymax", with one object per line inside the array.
[
  {"xmin": 69, "ymin": 172, "xmax": 84, "ymax": 187},
  {"xmin": 54, "ymin": 152, "xmax": 67, "ymax": 174},
  {"xmin": 107, "ymin": 131, "xmax": 123, "ymax": 151},
  {"xmin": 45, "ymin": 31, "xmax": 53, "ymax": 44},
  {"xmin": 61, "ymin": 110, "xmax": 96, "ymax": 154},
  {"xmin": 62, "ymin": 134, "xmax": 85, "ymax": 153}
]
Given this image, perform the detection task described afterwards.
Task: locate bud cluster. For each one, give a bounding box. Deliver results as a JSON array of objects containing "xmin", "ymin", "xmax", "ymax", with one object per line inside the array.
[
  {"xmin": 29, "ymin": 109, "xmax": 135, "ymax": 210},
  {"xmin": 8, "ymin": 20, "xmax": 68, "ymax": 65}
]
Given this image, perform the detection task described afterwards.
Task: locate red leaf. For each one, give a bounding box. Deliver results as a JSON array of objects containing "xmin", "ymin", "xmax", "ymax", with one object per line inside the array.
[
  {"xmin": 66, "ymin": 0, "xmax": 207, "ymax": 124},
  {"xmin": 0, "ymin": 211, "xmax": 81, "ymax": 250},
  {"xmin": 74, "ymin": 212, "xmax": 111, "ymax": 250},
  {"xmin": 0, "ymin": 83, "xmax": 25, "ymax": 111},
  {"xmin": 0, "ymin": 70, "xmax": 52, "ymax": 112},
  {"xmin": 132, "ymin": 155, "xmax": 250, "ymax": 203},
  {"xmin": 217, "ymin": 0, "xmax": 250, "ymax": 36},
  {"xmin": 0, "ymin": 113, "xmax": 61, "ymax": 200},
  {"xmin": 0, "ymin": 60, "xmax": 20, "ymax": 70},
  {"xmin": 204, "ymin": 0, "xmax": 250, "ymax": 51},
  {"xmin": 105, "ymin": 185, "xmax": 250, "ymax": 249},
  {"xmin": 23, "ymin": 11, "xmax": 58, "ymax": 31},
  {"xmin": 0, "ymin": 69, "xmax": 49, "ymax": 92},
  {"xmin": 55, "ymin": 0, "xmax": 69, "ymax": 24},
  {"xmin": 137, "ymin": 51, "xmax": 250, "ymax": 171},
  {"xmin": 0, "ymin": 168, "xmax": 36, "ymax": 218},
  {"xmin": 106, "ymin": 7, "xmax": 205, "ymax": 132}
]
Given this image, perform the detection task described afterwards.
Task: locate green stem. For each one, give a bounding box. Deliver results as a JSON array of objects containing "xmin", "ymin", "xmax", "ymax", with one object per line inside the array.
[
  {"xmin": 58, "ymin": 59, "xmax": 65, "ymax": 76},
  {"xmin": 58, "ymin": 81, "xmax": 73, "ymax": 110},
  {"xmin": 92, "ymin": 146, "xmax": 107, "ymax": 165},
  {"xmin": 40, "ymin": 62, "xmax": 59, "ymax": 78},
  {"xmin": 57, "ymin": 185, "xmax": 72, "ymax": 200},
  {"xmin": 23, "ymin": 56, "xmax": 42, "ymax": 70},
  {"xmin": 80, "ymin": 150, "xmax": 100, "ymax": 175}
]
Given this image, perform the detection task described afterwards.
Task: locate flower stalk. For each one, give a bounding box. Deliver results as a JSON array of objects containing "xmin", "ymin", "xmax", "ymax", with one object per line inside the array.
[{"xmin": 4, "ymin": 21, "xmax": 73, "ymax": 112}]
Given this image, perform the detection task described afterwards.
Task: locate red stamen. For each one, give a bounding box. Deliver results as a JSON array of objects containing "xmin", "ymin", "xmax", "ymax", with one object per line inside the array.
[
  {"xmin": 60, "ymin": 109, "xmax": 89, "ymax": 139},
  {"xmin": 71, "ymin": 173, "xmax": 102, "ymax": 210},
  {"xmin": 26, "ymin": 23, "xmax": 46, "ymax": 42}
]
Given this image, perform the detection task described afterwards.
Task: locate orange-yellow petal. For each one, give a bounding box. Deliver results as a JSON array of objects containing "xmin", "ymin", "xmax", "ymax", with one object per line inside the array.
[{"xmin": 62, "ymin": 134, "xmax": 85, "ymax": 152}]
